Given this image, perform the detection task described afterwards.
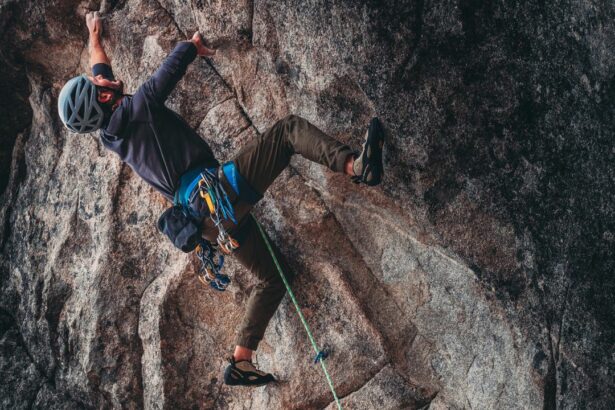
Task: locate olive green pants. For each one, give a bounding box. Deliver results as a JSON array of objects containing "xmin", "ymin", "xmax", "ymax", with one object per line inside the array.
[{"xmin": 202, "ymin": 115, "xmax": 353, "ymax": 350}]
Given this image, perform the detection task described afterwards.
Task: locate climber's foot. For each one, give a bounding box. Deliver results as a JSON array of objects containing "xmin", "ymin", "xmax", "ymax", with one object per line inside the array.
[
  {"xmin": 224, "ymin": 357, "xmax": 276, "ymax": 387},
  {"xmin": 352, "ymin": 117, "xmax": 384, "ymax": 186}
]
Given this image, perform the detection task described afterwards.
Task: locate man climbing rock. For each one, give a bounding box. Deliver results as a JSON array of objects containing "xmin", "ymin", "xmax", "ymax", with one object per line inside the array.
[{"xmin": 58, "ymin": 11, "xmax": 384, "ymax": 387}]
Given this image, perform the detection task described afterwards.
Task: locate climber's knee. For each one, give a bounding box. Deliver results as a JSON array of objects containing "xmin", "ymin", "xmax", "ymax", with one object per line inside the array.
[{"xmin": 282, "ymin": 114, "xmax": 299, "ymax": 123}]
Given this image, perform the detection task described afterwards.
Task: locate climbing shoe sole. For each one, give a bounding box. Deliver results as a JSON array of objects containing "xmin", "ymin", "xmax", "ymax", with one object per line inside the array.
[
  {"xmin": 352, "ymin": 117, "xmax": 384, "ymax": 186},
  {"xmin": 223, "ymin": 360, "xmax": 276, "ymax": 387}
]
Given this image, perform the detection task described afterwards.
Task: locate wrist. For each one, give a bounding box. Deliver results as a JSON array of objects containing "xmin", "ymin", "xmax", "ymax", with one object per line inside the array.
[{"xmin": 89, "ymin": 33, "xmax": 101, "ymax": 47}]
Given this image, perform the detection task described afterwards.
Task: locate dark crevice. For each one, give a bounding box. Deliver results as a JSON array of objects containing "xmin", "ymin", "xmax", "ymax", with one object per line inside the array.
[
  {"xmin": 540, "ymin": 271, "xmax": 572, "ymax": 410},
  {"xmin": 248, "ymin": 0, "xmax": 255, "ymax": 46},
  {"xmin": 545, "ymin": 281, "xmax": 571, "ymax": 410},
  {"xmin": 536, "ymin": 289, "xmax": 557, "ymax": 410},
  {"xmin": 336, "ymin": 362, "xmax": 388, "ymax": 401},
  {"xmin": 0, "ymin": 308, "xmax": 50, "ymax": 385},
  {"xmin": 202, "ymin": 56, "xmax": 257, "ymax": 132},
  {"xmin": 555, "ymin": 282, "xmax": 570, "ymax": 364},
  {"xmin": 27, "ymin": 381, "xmax": 46, "ymax": 410},
  {"xmin": 544, "ymin": 324, "xmax": 557, "ymax": 410},
  {"xmin": 1, "ymin": 126, "xmax": 28, "ymax": 252},
  {"xmin": 236, "ymin": 108, "xmax": 255, "ymax": 132},
  {"xmin": 202, "ymin": 57, "xmax": 234, "ymax": 95},
  {"xmin": 200, "ymin": 95, "xmax": 234, "ymax": 119},
  {"xmin": 0, "ymin": 43, "xmax": 32, "ymax": 197},
  {"xmin": 109, "ymin": 162, "xmax": 129, "ymax": 218},
  {"xmin": 99, "ymin": 0, "xmax": 123, "ymax": 15},
  {"xmin": 395, "ymin": 0, "xmax": 425, "ymax": 83},
  {"xmin": 0, "ymin": 205, "xmax": 12, "ymax": 254},
  {"xmin": 151, "ymin": 0, "xmax": 185, "ymax": 37}
]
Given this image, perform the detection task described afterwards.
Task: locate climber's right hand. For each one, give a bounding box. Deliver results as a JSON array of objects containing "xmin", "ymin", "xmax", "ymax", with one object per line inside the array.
[{"xmin": 86, "ymin": 11, "xmax": 103, "ymax": 38}]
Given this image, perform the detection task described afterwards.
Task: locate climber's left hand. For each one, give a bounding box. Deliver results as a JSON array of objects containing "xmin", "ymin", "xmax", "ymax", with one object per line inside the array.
[
  {"xmin": 191, "ymin": 32, "xmax": 216, "ymax": 57},
  {"xmin": 86, "ymin": 11, "xmax": 103, "ymax": 39}
]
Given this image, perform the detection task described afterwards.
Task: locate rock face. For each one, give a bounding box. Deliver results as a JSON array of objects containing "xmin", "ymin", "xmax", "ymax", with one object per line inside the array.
[{"xmin": 1, "ymin": 0, "xmax": 614, "ymax": 409}]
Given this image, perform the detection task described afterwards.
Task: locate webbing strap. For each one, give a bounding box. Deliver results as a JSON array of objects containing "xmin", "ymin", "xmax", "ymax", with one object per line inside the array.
[{"xmin": 255, "ymin": 220, "xmax": 342, "ymax": 410}]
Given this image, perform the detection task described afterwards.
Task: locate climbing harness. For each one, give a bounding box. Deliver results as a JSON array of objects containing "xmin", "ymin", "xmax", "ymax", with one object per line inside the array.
[
  {"xmin": 174, "ymin": 166, "xmax": 240, "ymax": 291},
  {"xmin": 255, "ymin": 221, "xmax": 342, "ymax": 410}
]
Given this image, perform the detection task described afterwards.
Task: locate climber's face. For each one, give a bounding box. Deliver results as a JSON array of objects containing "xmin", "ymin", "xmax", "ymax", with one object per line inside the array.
[{"xmin": 88, "ymin": 75, "xmax": 124, "ymax": 105}]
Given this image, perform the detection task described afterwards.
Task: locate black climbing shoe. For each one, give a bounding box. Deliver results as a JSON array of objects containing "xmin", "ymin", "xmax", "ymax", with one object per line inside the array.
[
  {"xmin": 223, "ymin": 357, "xmax": 276, "ymax": 387},
  {"xmin": 352, "ymin": 117, "xmax": 385, "ymax": 186}
]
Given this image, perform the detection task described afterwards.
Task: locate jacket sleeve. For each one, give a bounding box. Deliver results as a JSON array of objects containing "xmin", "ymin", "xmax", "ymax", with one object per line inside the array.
[{"xmin": 141, "ymin": 41, "xmax": 198, "ymax": 103}]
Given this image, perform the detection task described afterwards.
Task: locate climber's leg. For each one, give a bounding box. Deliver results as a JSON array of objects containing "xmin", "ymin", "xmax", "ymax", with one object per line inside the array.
[
  {"xmin": 232, "ymin": 214, "xmax": 294, "ymax": 352},
  {"xmin": 232, "ymin": 115, "xmax": 356, "ymax": 195},
  {"xmin": 227, "ymin": 115, "xmax": 348, "ymax": 362},
  {"xmin": 223, "ymin": 214, "xmax": 293, "ymax": 386}
]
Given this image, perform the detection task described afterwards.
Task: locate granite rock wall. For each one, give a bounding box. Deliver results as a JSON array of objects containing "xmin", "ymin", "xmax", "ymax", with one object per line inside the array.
[{"xmin": 1, "ymin": 0, "xmax": 613, "ymax": 408}]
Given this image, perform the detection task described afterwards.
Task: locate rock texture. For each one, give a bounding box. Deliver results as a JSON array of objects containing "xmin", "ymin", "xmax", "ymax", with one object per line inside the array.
[{"xmin": 1, "ymin": 0, "xmax": 614, "ymax": 409}]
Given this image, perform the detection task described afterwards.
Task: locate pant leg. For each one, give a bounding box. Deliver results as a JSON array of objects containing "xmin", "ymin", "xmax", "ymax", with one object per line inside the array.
[
  {"xmin": 233, "ymin": 115, "xmax": 354, "ymax": 195},
  {"xmin": 232, "ymin": 215, "xmax": 294, "ymax": 350},
  {"xmin": 209, "ymin": 115, "xmax": 352, "ymax": 239},
  {"xmin": 230, "ymin": 115, "xmax": 352, "ymax": 350}
]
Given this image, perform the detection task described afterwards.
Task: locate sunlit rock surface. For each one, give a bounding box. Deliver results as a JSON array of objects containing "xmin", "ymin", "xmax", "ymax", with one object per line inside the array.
[{"xmin": 1, "ymin": 0, "xmax": 614, "ymax": 408}]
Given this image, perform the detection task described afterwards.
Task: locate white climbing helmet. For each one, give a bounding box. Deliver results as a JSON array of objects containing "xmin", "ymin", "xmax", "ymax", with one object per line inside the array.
[{"xmin": 57, "ymin": 75, "xmax": 105, "ymax": 133}]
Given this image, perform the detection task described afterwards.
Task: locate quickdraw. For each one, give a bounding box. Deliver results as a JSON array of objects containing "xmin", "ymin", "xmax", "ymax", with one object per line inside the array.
[
  {"xmin": 195, "ymin": 239, "xmax": 230, "ymax": 291},
  {"xmin": 188, "ymin": 168, "xmax": 239, "ymax": 292}
]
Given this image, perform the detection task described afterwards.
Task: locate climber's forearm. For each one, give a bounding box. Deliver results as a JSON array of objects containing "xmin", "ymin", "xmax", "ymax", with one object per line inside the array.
[
  {"xmin": 86, "ymin": 11, "xmax": 110, "ymax": 69},
  {"xmin": 89, "ymin": 35, "xmax": 111, "ymax": 68}
]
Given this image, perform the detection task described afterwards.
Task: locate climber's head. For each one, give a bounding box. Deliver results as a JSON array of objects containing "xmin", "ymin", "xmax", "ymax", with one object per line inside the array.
[{"xmin": 57, "ymin": 75, "xmax": 124, "ymax": 134}]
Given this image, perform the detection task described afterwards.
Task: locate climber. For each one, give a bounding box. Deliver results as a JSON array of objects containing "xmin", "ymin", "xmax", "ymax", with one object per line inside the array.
[{"xmin": 57, "ymin": 11, "xmax": 385, "ymax": 387}]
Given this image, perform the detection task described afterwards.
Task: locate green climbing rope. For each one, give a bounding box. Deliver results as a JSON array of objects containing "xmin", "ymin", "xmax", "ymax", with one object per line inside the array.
[{"xmin": 255, "ymin": 220, "xmax": 342, "ymax": 410}]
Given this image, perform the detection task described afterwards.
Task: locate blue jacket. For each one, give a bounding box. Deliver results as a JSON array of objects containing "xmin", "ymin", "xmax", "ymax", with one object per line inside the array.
[{"xmin": 100, "ymin": 42, "xmax": 219, "ymax": 200}]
